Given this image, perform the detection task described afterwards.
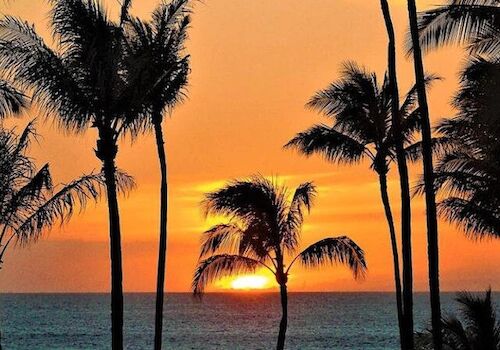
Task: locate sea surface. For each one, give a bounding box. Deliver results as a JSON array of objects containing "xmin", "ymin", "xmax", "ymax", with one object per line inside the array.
[{"xmin": 0, "ymin": 292, "xmax": 496, "ymax": 349}]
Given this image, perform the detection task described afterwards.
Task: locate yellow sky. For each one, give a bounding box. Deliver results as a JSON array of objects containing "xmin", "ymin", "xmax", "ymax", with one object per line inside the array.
[{"xmin": 0, "ymin": 0, "xmax": 498, "ymax": 293}]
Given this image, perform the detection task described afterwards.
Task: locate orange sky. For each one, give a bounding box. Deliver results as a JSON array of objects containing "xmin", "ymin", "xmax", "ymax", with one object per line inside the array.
[{"xmin": 0, "ymin": 0, "xmax": 498, "ymax": 293}]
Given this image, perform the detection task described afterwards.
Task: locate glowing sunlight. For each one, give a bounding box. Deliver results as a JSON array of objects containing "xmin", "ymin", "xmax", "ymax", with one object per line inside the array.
[{"xmin": 230, "ymin": 275, "xmax": 270, "ymax": 290}]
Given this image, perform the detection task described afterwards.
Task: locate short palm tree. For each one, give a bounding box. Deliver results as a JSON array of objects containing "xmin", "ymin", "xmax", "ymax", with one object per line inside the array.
[
  {"xmin": 0, "ymin": 1, "xmax": 142, "ymax": 348},
  {"xmin": 415, "ymin": 290, "xmax": 500, "ymax": 350},
  {"xmin": 421, "ymin": 57, "xmax": 500, "ymax": 238},
  {"xmin": 285, "ymin": 62, "xmax": 434, "ymax": 349},
  {"xmin": 416, "ymin": 0, "xmax": 500, "ymax": 59},
  {"xmin": 192, "ymin": 176, "xmax": 367, "ymax": 350},
  {"xmin": 124, "ymin": 2, "xmax": 190, "ymax": 348}
]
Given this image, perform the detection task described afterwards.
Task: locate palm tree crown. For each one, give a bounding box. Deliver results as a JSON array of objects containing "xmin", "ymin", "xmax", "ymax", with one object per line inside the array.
[
  {"xmin": 424, "ymin": 57, "xmax": 500, "ymax": 238},
  {"xmin": 193, "ymin": 175, "xmax": 367, "ymax": 294},
  {"xmin": 415, "ymin": 0, "xmax": 500, "ymax": 58},
  {"xmin": 285, "ymin": 62, "xmax": 430, "ymax": 176}
]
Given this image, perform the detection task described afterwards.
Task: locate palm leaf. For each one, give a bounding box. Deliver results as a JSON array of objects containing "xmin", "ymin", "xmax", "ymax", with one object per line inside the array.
[
  {"xmin": 285, "ymin": 124, "xmax": 368, "ymax": 164},
  {"xmin": 297, "ymin": 236, "xmax": 367, "ymax": 279},
  {"xmin": 192, "ymin": 254, "xmax": 261, "ymax": 295}
]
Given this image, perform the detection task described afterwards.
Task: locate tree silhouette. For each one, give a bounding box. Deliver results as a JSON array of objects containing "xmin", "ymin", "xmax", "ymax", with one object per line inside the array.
[
  {"xmin": 0, "ymin": 1, "xmax": 143, "ymax": 347},
  {"xmin": 415, "ymin": 0, "xmax": 500, "ymax": 59},
  {"xmin": 285, "ymin": 62, "xmax": 437, "ymax": 349},
  {"xmin": 379, "ymin": 0, "xmax": 416, "ymax": 347},
  {"xmin": 407, "ymin": 0, "xmax": 443, "ymax": 347},
  {"xmin": 192, "ymin": 176, "xmax": 367, "ymax": 350},
  {"xmin": 417, "ymin": 57, "xmax": 500, "ymax": 239},
  {"xmin": 415, "ymin": 290, "xmax": 500, "ymax": 350},
  {"xmin": 124, "ymin": 1, "xmax": 191, "ymax": 349}
]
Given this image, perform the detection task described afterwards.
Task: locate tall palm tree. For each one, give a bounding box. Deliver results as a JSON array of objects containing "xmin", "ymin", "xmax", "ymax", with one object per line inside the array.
[
  {"xmin": 418, "ymin": 57, "xmax": 500, "ymax": 239},
  {"xmin": 415, "ymin": 290, "xmax": 500, "ymax": 350},
  {"xmin": 285, "ymin": 62, "xmax": 436, "ymax": 349},
  {"xmin": 0, "ymin": 121, "xmax": 133, "ymax": 349},
  {"xmin": 379, "ymin": 1, "xmax": 415, "ymax": 348},
  {"xmin": 192, "ymin": 176, "xmax": 367, "ymax": 350},
  {"xmin": 416, "ymin": 0, "xmax": 500, "ymax": 59},
  {"xmin": 407, "ymin": 0, "xmax": 443, "ymax": 348},
  {"xmin": 0, "ymin": 1, "xmax": 142, "ymax": 348},
  {"xmin": 124, "ymin": 1, "xmax": 191, "ymax": 349}
]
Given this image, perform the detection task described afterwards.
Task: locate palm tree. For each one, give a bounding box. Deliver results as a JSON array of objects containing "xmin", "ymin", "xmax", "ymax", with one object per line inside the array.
[
  {"xmin": 192, "ymin": 176, "xmax": 367, "ymax": 350},
  {"xmin": 0, "ymin": 121, "xmax": 133, "ymax": 349},
  {"xmin": 0, "ymin": 1, "xmax": 142, "ymax": 348},
  {"xmin": 415, "ymin": 290, "xmax": 500, "ymax": 350},
  {"xmin": 379, "ymin": 1, "xmax": 415, "ymax": 348},
  {"xmin": 285, "ymin": 62, "xmax": 437, "ymax": 349},
  {"xmin": 416, "ymin": 0, "xmax": 500, "ymax": 59},
  {"xmin": 418, "ymin": 57, "xmax": 500, "ymax": 239},
  {"xmin": 124, "ymin": 1, "xmax": 191, "ymax": 349},
  {"xmin": 407, "ymin": 0, "xmax": 443, "ymax": 348}
]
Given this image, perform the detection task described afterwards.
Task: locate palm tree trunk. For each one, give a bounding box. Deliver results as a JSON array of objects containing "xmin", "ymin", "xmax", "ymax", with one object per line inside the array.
[
  {"xmin": 153, "ymin": 118, "xmax": 168, "ymax": 350},
  {"xmin": 406, "ymin": 1, "xmax": 442, "ymax": 349},
  {"xmin": 378, "ymin": 172, "xmax": 405, "ymax": 349},
  {"xmin": 276, "ymin": 283, "xmax": 288, "ymax": 350},
  {"xmin": 97, "ymin": 130, "xmax": 124, "ymax": 350},
  {"xmin": 379, "ymin": 0, "xmax": 414, "ymax": 348}
]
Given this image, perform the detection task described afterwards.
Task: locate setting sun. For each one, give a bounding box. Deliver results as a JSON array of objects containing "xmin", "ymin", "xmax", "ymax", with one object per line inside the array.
[{"xmin": 230, "ymin": 275, "xmax": 270, "ymax": 290}]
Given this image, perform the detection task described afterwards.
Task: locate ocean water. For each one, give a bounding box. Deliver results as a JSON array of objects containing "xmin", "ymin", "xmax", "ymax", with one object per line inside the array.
[{"xmin": 0, "ymin": 292, "xmax": 493, "ymax": 349}]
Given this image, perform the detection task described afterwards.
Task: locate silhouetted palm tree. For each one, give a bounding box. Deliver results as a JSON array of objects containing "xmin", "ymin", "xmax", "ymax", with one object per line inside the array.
[
  {"xmin": 0, "ymin": 121, "xmax": 133, "ymax": 349},
  {"xmin": 407, "ymin": 0, "xmax": 443, "ymax": 347},
  {"xmin": 124, "ymin": 1, "xmax": 190, "ymax": 349},
  {"xmin": 192, "ymin": 176, "xmax": 367, "ymax": 350},
  {"xmin": 285, "ymin": 62, "xmax": 436, "ymax": 349},
  {"xmin": 415, "ymin": 290, "xmax": 500, "ymax": 350},
  {"xmin": 419, "ymin": 57, "xmax": 500, "ymax": 239},
  {"xmin": 416, "ymin": 0, "xmax": 500, "ymax": 59},
  {"xmin": 379, "ymin": 0, "xmax": 415, "ymax": 347},
  {"xmin": 0, "ymin": 1, "xmax": 141, "ymax": 348}
]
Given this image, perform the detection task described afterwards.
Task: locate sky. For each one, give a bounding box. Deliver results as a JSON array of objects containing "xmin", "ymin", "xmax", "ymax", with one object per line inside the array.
[{"xmin": 0, "ymin": 0, "xmax": 498, "ymax": 293}]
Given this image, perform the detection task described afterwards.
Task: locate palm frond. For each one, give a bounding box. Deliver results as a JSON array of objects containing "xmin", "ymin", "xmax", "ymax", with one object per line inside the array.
[
  {"xmin": 282, "ymin": 182, "xmax": 316, "ymax": 252},
  {"xmin": 192, "ymin": 254, "xmax": 261, "ymax": 295},
  {"xmin": 411, "ymin": 0, "xmax": 500, "ymax": 55},
  {"xmin": 285, "ymin": 124, "xmax": 368, "ymax": 164},
  {"xmin": 0, "ymin": 80, "xmax": 28, "ymax": 118},
  {"xmin": 0, "ymin": 16, "xmax": 92, "ymax": 132},
  {"xmin": 199, "ymin": 223, "xmax": 242, "ymax": 258},
  {"xmin": 297, "ymin": 236, "xmax": 367, "ymax": 279}
]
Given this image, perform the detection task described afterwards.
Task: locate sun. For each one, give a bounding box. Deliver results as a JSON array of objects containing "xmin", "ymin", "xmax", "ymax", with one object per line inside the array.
[{"xmin": 230, "ymin": 275, "xmax": 270, "ymax": 290}]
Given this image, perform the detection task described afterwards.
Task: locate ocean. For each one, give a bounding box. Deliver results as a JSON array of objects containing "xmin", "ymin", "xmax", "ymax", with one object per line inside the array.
[{"xmin": 0, "ymin": 292, "xmax": 493, "ymax": 349}]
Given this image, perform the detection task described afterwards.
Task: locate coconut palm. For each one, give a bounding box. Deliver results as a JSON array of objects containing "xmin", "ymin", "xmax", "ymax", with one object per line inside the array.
[
  {"xmin": 0, "ymin": 1, "xmax": 142, "ymax": 348},
  {"xmin": 192, "ymin": 176, "xmax": 367, "ymax": 350},
  {"xmin": 417, "ymin": 57, "xmax": 500, "ymax": 239},
  {"xmin": 0, "ymin": 121, "xmax": 133, "ymax": 349},
  {"xmin": 285, "ymin": 62, "xmax": 437, "ymax": 349},
  {"xmin": 416, "ymin": 0, "xmax": 500, "ymax": 59},
  {"xmin": 124, "ymin": 1, "xmax": 190, "ymax": 349},
  {"xmin": 415, "ymin": 290, "xmax": 500, "ymax": 350},
  {"xmin": 379, "ymin": 0, "xmax": 415, "ymax": 347},
  {"xmin": 407, "ymin": 0, "xmax": 443, "ymax": 347}
]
